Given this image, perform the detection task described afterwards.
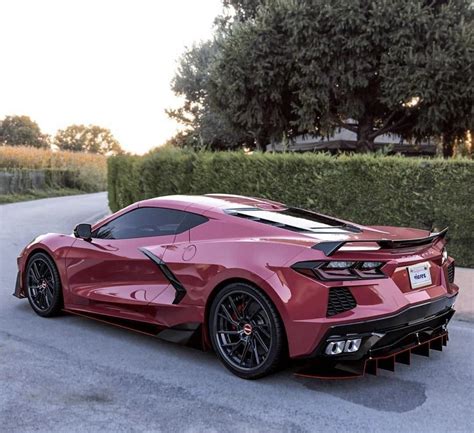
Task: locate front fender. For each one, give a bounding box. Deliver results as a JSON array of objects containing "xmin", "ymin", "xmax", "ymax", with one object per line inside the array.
[{"xmin": 16, "ymin": 233, "xmax": 76, "ymax": 298}]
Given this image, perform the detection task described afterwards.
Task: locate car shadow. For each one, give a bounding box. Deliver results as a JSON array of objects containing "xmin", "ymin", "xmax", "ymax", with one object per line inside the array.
[
  {"xmin": 293, "ymin": 373, "xmax": 427, "ymax": 412},
  {"xmin": 12, "ymin": 303, "xmax": 429, "ymax": 413}
]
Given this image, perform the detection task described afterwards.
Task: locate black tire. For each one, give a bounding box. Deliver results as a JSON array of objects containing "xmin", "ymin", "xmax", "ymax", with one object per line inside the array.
[
  {"xmin": 209, "ymin": 282, "xmax": 286, "ymax": 379},
  {"xmin": 25, "ymin": 252, "xmax": 63, "ymax": 317}
]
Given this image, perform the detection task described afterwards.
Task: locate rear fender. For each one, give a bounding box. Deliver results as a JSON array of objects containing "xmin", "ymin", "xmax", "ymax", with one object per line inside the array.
[{"xmin": 142, "ymin": 239, "xmax": 306, "ymax": 335}]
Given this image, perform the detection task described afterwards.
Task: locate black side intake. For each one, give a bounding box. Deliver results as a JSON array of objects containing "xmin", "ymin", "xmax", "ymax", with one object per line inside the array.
[
  {"xmin": 327, "ymin": 287, "xmax": 357, "ymax": 317},
  {"xmin": 447, "ymin": 262, "xmax": 455, "ymax": 283}
]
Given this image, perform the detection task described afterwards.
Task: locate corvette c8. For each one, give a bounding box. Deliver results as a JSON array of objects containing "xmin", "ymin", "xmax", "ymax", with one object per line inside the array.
[{"xmin": 14, "ymin": 194, "xmax": 458, "ymax": 379}]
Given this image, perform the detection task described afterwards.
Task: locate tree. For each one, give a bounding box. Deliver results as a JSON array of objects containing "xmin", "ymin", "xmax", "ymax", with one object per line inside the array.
[
  {"xmin": 54, "ymin": 125, "xmax": 122, "ymax": 155},
  {"xmin": 208, "ymin": 0, "xmax": 473, "ymax": 153},
  {"xmin": 221, "ymin": 0, "xmax": 262, "ymax": 22},
  {"xmin": 167, "ymin": 0, "xmax": 269, "ymax": 151},
  {"xmin": 167, "ymin": 41, "xmax": 253, "ymax": 150},
  {"xmin": 0, "ymin": 115, "xmax": 50, "ymax": 148}
]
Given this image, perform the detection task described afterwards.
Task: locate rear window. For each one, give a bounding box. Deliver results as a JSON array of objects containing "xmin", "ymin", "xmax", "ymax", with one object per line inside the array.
[{"xmin": 226, "ymin": 207, "xmax": 360, "ymax": 234}]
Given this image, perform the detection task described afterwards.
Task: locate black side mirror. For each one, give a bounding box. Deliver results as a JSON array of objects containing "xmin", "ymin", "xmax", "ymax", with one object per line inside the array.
[{"xmin": 74, "ymin": 223, "xmax": 92, "ymax": 241}]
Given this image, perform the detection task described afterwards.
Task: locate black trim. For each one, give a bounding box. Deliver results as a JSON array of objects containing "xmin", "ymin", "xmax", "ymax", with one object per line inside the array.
[
  {"xmin": 157, "ymin": 323, "xmax": 203, "ymax": 348},
  {"xmin": 308, "ymin": 294, "xmax": 456, "ymax": 360},
  {"xmin": 12, "ymin": 271, "xmax": 24, "ymax": 298},
  {"xmin": 295, "ymin": 331, "xmax": 449, "ymax": 379},
  {"xmin": 378, "ymin": 227, "xmax": 448, "ymax": 248},
  {"xmin": 311, "ymin": 242, "xmax": 344, "ymax": 256},
  {"xmin": 323, "ymin": 294, "xmax": 455, "ymax": 336},
  {"xmin": 312, "ymin": 227, "xmax": 448, "ymax": 256},
  {"xmin": 327, "ymin": 287, "xmax": 357, "ymax": 316},
  {"xmin": 66, "ymin": 309, "xmax": 203, "ymax": 348},
  {"xmin": 139, "ymin": 248, "xmax": 187, "ymax": 304},
  {"xmin": 447, "ymin": 262, "xmax": 455, "ymax": 283}
]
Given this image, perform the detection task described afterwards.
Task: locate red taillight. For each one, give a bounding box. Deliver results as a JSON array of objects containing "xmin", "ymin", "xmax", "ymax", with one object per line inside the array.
[{"xmin": 292, "ymin": 261, "xmax": 386, "ymax": 281}]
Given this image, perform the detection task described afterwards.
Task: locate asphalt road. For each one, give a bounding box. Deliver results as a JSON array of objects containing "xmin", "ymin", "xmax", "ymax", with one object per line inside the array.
[{"xmin": 0, "ymin": 192, "xmax": 473, "ymax": 433}]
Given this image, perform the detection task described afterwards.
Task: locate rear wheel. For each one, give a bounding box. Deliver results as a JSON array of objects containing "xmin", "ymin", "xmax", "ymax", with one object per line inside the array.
[
  {"xmin": 209, "ymin": 282, "xmax": 285, "ymax": 379},
  {"xmin": 25, "ymin": 252, "xmax": 62, "ymax": 317}
]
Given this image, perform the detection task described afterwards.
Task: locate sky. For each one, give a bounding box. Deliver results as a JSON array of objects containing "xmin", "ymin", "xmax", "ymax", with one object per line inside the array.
[{"xmin": 0, "ymin": 0, "xmax": 222, "ymax": 154}]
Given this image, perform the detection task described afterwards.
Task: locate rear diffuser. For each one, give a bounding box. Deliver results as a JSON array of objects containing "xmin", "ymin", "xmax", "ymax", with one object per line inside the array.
[{"xmin": 294, "ymin": 332, "xmax": 448, "ymax": 379}]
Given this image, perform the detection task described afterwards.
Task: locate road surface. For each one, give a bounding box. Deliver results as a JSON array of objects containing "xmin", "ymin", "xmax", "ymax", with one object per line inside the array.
[{"xmin": 0, "ymin": 192, "xmax": 473, "ymax": 433}]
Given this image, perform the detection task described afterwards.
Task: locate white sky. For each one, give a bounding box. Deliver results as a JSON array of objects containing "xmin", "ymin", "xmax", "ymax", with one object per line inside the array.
[{"xmin": 0, "ymin": 0, "xmax": 222, "ymax": 154}]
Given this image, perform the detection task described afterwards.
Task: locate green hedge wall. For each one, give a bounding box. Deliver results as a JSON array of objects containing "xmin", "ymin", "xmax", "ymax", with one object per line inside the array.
[{"xmin": 108, "ymin": 149, "xmax": 474, "ymax": 267}]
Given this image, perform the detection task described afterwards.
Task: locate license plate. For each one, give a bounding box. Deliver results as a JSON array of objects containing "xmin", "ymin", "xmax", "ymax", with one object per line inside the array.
[{"xmin": 408, "ymin": 262, "xmax": 432, "ymax": 289}]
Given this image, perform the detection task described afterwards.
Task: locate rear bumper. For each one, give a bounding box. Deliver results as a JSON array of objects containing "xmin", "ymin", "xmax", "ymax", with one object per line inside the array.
[
  {"xmin": 295, "ymin": 295, "xmax": 456, "ymax": 378},
  {"xmin": 309, "ymin": 294, "xmax": 456, "ymax": 361}
]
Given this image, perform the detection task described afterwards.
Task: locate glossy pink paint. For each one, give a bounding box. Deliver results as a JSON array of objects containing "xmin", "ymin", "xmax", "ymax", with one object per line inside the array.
[{"xmin": 15, "ymin": 194, "xmax": 459, "ymax": 358}]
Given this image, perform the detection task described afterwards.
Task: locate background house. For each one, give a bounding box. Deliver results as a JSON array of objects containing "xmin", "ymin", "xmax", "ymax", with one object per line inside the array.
[{"xmin": 267, "ymin": 127, "xmax": 436, "ymax": 156}]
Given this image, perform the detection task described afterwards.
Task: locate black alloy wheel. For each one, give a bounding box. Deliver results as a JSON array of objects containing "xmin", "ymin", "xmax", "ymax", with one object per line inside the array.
[
  {"xmin": 209, "ymin": 282, "xmax": 286, "ymax": 379},
  {"xmin": 26, "ymin": 252, "xmax": 63, "ymax": 317}
]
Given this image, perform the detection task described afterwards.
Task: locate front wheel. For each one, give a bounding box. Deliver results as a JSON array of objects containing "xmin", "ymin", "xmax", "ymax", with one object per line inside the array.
[
  {"xmin": 209, "ymin": 282, "xmax": 286, "ymax": 379},
  {"xmin": 25, "ymin": 252, "xmax": 63, "ymax": 317}
]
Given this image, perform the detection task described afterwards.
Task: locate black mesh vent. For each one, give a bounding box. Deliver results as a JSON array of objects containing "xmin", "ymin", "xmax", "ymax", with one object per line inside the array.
[
  {"xmin": 327, "ymin": 287, "xmax": 357, "ymax": 317},
  {"xmin": 447, "ymin": 262, "xmax": 455, "ymax": 284}
]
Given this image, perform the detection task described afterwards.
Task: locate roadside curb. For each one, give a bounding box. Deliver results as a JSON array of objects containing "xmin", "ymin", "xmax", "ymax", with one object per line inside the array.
[{"xmin": 455, "ymin": 267, "xmax": 474, "ymax": 322}]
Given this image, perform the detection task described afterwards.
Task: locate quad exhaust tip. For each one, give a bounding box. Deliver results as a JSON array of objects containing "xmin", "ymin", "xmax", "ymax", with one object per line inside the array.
[{"xmin": 325, "ymin": 338, "xmax": 362, "ymax": 355}]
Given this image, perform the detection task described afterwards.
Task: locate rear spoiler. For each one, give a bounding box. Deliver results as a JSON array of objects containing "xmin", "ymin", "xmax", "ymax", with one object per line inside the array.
[{"xmin": 312, "ymin": 227, "xmax": 448, "ymax": 256}]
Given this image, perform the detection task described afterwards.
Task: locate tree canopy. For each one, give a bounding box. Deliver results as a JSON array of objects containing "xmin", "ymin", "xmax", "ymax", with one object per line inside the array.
[
  {"xmin": 167, "ymin": 41, "xmax": 253, "ymax": 150},
  {"xmin": 170, "ymin": 0, "xmax": 473, "ymax": 153},
  {"xmin": 54, "ymin": 124, "xmax": 122, "ymax": 155},
  {"xmin": 0, "ymin": 115, "xmax": 50, "ymax": 148}
]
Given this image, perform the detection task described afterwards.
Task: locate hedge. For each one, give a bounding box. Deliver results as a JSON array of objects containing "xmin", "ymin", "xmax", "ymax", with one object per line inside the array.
[{"xmin": 108, "ymin": 149, "xmax": 474, "ymax": 267}]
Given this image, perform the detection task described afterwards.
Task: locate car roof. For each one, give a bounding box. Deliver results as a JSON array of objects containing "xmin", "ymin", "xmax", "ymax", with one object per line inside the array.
[
  {"xmin": 136, "ymin": 194, "xmax": 286, "ymax": 213},
  {"xmin": 92, "ymin": 194, "xmax": 286, "ymax": 231}
]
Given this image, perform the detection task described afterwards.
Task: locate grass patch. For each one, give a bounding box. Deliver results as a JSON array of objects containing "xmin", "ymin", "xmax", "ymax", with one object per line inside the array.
[
  {"xmin": 0, "ymin": 188, "xmax": 91, "ymax": 204},
  {"xmin": 0, "ymin": 145, "xmax": 107, "ymax": 171},
  {"xmin": 0, "ymin": 145, "xmax": 107, "ymax": 193}
]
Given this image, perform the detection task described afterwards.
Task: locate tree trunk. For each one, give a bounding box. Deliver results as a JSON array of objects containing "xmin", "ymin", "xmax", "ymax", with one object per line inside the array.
[
  {"xmin": 356, "ymin": 115, "xmax": 375, "ymax": 152},
  {"xmin": 442, "ymin": 134, "xmax": 455, "ymax": 158},
  {"xmin": 254, "ymin": 132, "xmax": 267, "ymax": 152}
]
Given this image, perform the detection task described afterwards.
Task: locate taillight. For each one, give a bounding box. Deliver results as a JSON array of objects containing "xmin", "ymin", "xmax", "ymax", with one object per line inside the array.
[{"xmin": 292, "ymin": 260, "xmax": 386, "ymax": 281}]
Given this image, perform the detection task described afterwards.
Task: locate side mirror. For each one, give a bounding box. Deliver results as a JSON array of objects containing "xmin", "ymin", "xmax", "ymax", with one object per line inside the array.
[{"xmin": 74, "ymin": 223, "xmax": 92, "ymax": 241}]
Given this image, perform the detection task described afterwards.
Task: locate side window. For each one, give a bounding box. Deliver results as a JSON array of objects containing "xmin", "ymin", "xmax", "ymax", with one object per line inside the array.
[
  {"xmin": 93, "ymin": 207, "xmax": 207, "ymax": 240},
  {"xmin": 176, "ymin": 212, "xmax": 208, "ymax": 233}
]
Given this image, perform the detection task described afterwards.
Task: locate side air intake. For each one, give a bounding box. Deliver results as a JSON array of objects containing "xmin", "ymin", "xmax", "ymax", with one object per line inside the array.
[
  {"xmin": 327, "ymin": 287, "xmax": 357, "ymax": 317},
  {"xmin": 447, "ymin": 262, "xmax": 455, "ymax": 284}
]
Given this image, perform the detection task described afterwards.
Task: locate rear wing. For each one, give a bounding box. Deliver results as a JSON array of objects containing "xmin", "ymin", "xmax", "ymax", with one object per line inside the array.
[{"xmin": 312, "ymin": 227, "xmax": 448, "ymax": 256}]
